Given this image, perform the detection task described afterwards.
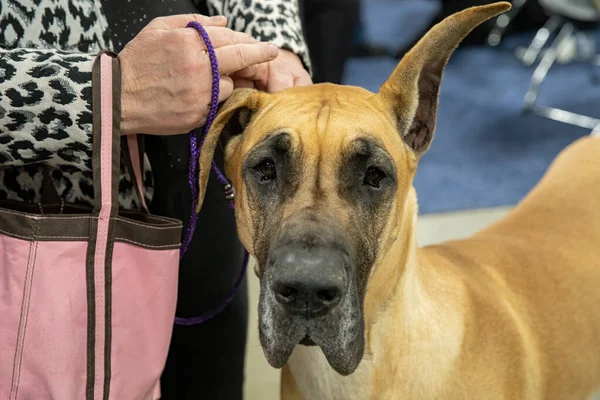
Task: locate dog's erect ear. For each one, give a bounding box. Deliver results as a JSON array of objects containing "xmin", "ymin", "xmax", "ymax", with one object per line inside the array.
[
  {"xmin": 378, "ymin": 2, "xmax": 511, "ymax": 157},
  {"xmin": 195, "ymin": 88, "xmax": 262, "ymax": 212}
]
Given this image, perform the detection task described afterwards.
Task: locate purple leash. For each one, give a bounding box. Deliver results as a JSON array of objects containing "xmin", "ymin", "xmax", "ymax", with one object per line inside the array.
[{"xmin": 175, "ymin": 21, "xmax": 249, "ymax": 326}]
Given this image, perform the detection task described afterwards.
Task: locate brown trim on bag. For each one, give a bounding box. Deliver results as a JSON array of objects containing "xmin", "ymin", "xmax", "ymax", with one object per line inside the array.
[{"xmin": 0, "ymin": 206, "xmax": 182, "ymax": 249}]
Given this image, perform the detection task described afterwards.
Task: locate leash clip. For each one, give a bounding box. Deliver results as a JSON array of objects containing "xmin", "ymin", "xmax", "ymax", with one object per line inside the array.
[{"xmin": 224, "ymin": 183, "xmax": 235, "ymax": 201}]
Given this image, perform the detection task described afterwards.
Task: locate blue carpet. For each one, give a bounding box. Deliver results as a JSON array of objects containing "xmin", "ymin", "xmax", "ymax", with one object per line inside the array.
[
  {"xmin": 343, "ymin": 1, "xmax": 600, "ymax": 214},
  {"xmin": 360, "ymin": 0, "xmax": 440, "ymax": 52}
]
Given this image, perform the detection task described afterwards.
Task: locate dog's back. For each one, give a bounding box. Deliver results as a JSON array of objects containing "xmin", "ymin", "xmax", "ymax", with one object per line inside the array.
[
  {"xmin": 425, "ymin": 136, "xmax": 600, "ymax": 398},
  {"xmin": 482, "ymin": 135, "xmax": 600, "ymax": 245}
]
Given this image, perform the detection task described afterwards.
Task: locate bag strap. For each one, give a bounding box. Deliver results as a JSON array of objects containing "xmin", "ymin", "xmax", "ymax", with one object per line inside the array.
[
  {"xmin": 122, "ymin": 135, "xmax": 149, "ymax": 212},
  {"xmin": 91, "ymin": 51, "xmax": 121, "ymax": 215},
  {"xmin": 92, "ymin": 52, "xmax": 150, "ymax": 213}
]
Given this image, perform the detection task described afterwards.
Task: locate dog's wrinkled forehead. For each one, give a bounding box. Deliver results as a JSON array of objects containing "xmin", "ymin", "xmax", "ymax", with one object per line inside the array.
[{"xmin": 236, "ymin": 85, "xmax": 411, "ymax": 169}]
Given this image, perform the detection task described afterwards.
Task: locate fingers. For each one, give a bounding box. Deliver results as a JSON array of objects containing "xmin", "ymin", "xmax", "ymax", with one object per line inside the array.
[
  {"xmin": 216, "ymin": 43, "xmax": 278, "ymax": 75},
  {"xmin": 232, "ymin": 77, "xmax": 256, "ymax": 89},
  {"xmin": 218, "ymin": 76, "xmax": 234, "ymax": 103},
  {"xmin": 203, "ymin": 26, "xmax": 259, "ymax": 48},
  {"xmin": 188, "ymin": 14, "xmax": 227, "ymax": 26},
  {"xmin": 231, "ymin": 63, "xmax": 269, "ymax": 82},
  {"xmin": 145, "ymin": 14, "xmax": 227, "ymax": 31}
]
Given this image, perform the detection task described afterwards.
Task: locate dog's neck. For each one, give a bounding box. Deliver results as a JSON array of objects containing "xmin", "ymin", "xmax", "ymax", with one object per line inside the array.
[
  {"xmin": 362, "ymin": 188, "xmax": 467, "ymax": 394},
  {"xmin": 364, "ymin": 187, "xmax": 421, "ymax": 328}
]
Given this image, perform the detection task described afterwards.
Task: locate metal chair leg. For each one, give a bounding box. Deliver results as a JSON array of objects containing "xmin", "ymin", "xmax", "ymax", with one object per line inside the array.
[
  {"xmin": 517, "ymin": 15, "xmax": 563, "ymax": 66},
  {"xmin": 523, "ymin": 22, "xmax": 600, "ymax": 131},
  {"xmin": 534, "ymin": 106, "xmax": 600, "ymax": 130},
  {"xmin": 524, "ymin": 22, "xmax": 575, "ymax": 110}
]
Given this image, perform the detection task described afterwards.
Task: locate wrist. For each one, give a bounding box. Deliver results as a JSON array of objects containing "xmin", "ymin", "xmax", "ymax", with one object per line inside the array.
[
  {"xmin": 120, "ymin": 94, "xmax": 138, "ymax": 136},
  {"xmin": 119, "ymin": 52, "xmax": 140, "ymax": 136}
]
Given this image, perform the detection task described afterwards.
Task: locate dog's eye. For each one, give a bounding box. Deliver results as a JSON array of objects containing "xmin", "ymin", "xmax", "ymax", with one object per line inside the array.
[
  {"xmin": 363, "ymin": 166, "xmax": 386, "ymax": 188},
  {"xmin": 255, "ymin": 159, "xmax": 277, "ymax": 182}
]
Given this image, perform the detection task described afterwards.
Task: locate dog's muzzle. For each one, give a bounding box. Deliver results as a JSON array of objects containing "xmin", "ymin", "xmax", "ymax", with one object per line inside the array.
[
  {"xmin": 269, "ymin": 244, "xmax": 348, "ymax": 319},
  {"xmin": 259, "ymin": 240, "xmax": 364, "ymax": 376}
]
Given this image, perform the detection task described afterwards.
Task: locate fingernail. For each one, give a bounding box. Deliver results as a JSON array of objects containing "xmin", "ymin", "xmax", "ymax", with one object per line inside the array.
[
  {"xmin": 268, "ymin": 43, "xmax": 278, "ymax": 58},
  {"xmin": 210, "ymin": 15, "xmax": 226, "ymax": 23}
]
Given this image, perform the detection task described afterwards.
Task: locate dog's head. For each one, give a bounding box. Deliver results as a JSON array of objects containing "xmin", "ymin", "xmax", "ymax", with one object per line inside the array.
[{"xmin": 195, "ymin": 3, "xmax": 510, "ymax": 375}]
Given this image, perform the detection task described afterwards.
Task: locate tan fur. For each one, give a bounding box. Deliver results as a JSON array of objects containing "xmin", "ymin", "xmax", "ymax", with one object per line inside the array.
[{"xmin": 196, "ymin": 2, "xmax": 600, "ymax": 398}]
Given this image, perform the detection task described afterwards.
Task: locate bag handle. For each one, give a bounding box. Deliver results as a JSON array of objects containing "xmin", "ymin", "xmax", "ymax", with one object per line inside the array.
[
  {"xmin": 123, "ymin": 135, "xmax": 149, "ymax": 212},
  {"xmin": 94, "ymin": 50, "xmax": 148, "ymax": 213},
  {"xmin": 87, "ymin": 52, "xmax": 120, "ymax": 400},
  {"xmin": 91, "ymin": 51, "xmax": 122, "ymax": 215}
]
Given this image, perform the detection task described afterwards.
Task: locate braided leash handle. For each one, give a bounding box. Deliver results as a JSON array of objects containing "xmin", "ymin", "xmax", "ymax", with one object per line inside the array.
[
  {"xmin": 175, "ymin": 21, "xmax": 249, "ymax": 326},
  {"xmin": 180, "ymin": 21, "xmax": 220, "ymax": 257}
]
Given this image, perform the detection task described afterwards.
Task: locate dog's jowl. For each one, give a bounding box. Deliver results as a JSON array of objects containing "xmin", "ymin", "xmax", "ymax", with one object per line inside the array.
[{"xmin": 194, "ymin": 2, "xmax": 600, "ymax": 399}]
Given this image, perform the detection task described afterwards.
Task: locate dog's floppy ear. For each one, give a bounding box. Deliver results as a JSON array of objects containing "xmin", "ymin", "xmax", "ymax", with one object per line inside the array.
[
  {"xmin": 378, "ymin": 2, "xmax": 511, "ymax": 157},
  {"xmin": 195, "ymin": 88, "xmax": 262, "ymax": 212}
]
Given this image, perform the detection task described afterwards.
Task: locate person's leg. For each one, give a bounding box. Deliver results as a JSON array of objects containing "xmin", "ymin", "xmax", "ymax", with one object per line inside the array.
[
  {"xmin": 146, "ymin": 134, "xmax": 248, "ymax": 400},
  {"xmin": 300, "ymin": 0, "xmax": 360, "ymax": 83}
]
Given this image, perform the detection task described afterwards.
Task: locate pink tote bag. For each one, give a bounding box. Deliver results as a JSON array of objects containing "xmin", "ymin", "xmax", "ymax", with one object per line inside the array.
[{"xmin": 0, "ymin": 53, "xmax": 182, "ymax": 400}]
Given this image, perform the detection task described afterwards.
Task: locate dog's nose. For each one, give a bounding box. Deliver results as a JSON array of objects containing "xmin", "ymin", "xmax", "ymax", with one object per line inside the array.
[{"xmin": 269, "ymin": 246, "xmax": 348, "ymax": 318}]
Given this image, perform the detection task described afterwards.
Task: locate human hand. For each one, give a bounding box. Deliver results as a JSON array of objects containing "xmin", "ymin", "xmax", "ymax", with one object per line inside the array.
[
  {"xmin": 231, "ymin": 49, "xmax": 312, "ymax": 93},
  {"xmin": 119, "ymin": 14, "xmax": 279, "ymax": 135}
]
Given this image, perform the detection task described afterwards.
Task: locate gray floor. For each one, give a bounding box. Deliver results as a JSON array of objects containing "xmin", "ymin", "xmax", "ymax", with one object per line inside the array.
[{"xmin": 243, "ymin": 206, "xmax": 512, "ymax": 400}]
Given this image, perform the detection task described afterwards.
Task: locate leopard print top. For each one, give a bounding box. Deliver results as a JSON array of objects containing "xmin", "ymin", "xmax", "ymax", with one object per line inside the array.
[{"xmin": 0, "ymin": 0, "xmax": 310, "ymax": 210}]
